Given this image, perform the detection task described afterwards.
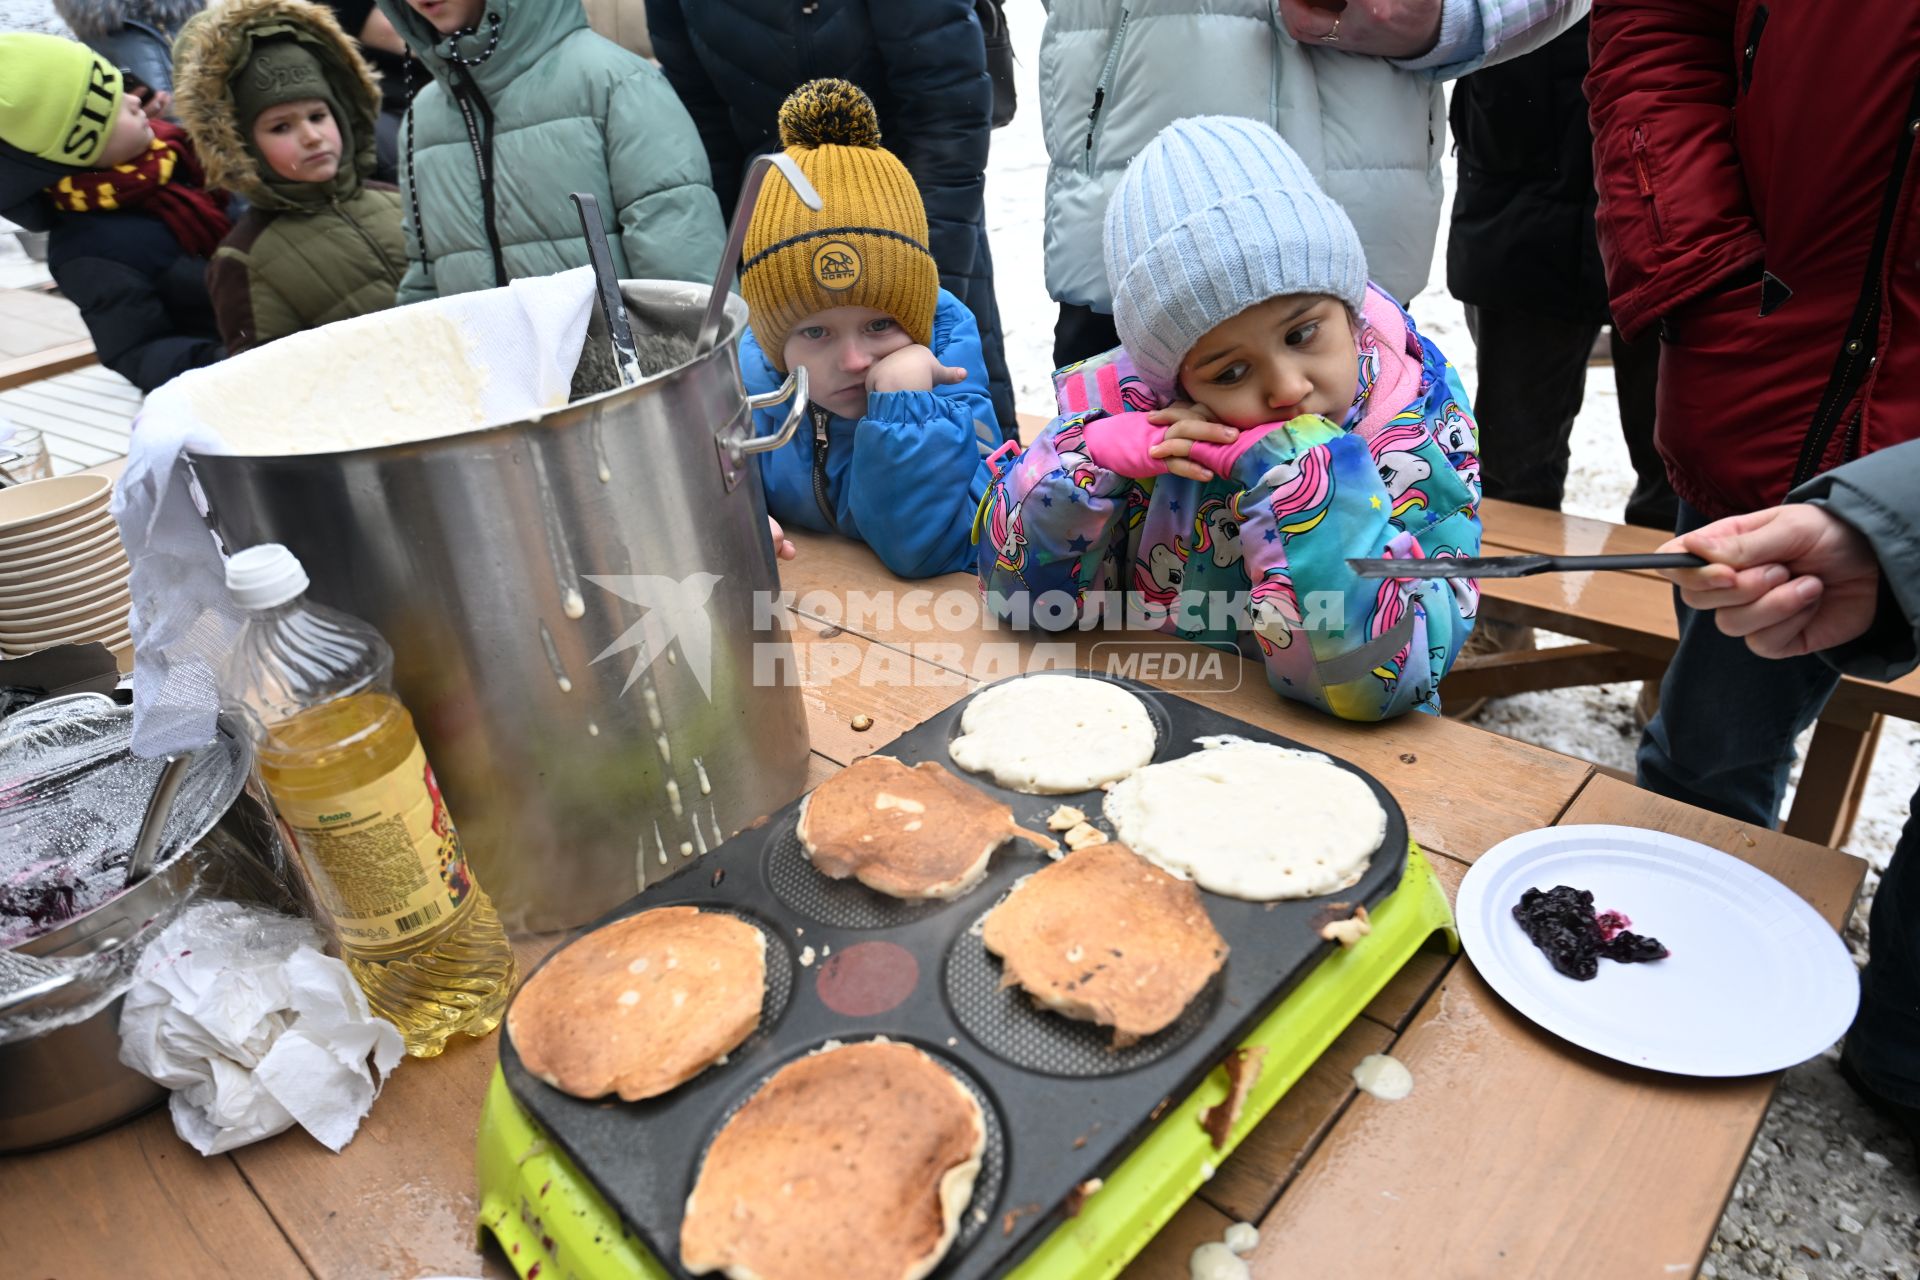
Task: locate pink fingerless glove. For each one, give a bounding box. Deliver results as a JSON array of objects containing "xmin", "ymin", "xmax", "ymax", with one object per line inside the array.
[
  {"xmin": 1079, "ymin": 412, "xmax": 1169, "ymax": 479},
  {"xmin": 1186, "ymin": 421, "xmax": 1285, "ymax": 478}
]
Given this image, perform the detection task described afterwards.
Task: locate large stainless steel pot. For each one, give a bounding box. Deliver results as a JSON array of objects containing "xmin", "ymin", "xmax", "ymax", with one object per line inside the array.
[{"xmin": 186, "ymin": 283, "xmax": 813, "ymax": 933}]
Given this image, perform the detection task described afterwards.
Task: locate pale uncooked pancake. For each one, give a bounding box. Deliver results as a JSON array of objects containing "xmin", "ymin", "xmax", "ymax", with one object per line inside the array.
[
  {"xmin": 948, "ymin": 675, "xmax": 1155, "ymax": 793},
  {"xmin": 798, "ymin": 755, "xmax": 1054, "ymax": 899},
  {"xmin": 982, "ymin": 841, "xmax": 1227, "ymax": 1046},
  {"xmin": 680, "ymin": 1040, "xmax": 985, "ymax": 1280},
  {"xmin": 1103, "ymin": 741, "xmax": 1385, "ymax": 900},
  {"xmin": 188, "ymin": 307, "xmax": 490, "ymax": 454},
  {"xmin": 507, "ymin": 906, "xmax": 764, "ymax": 1101}
]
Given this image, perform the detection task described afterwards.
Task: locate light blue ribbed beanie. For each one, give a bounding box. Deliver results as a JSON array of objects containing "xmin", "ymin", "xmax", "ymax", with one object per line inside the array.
[{"xmin": 1104, "ymin": 115, "xmax": 1369, "ymax": 400}]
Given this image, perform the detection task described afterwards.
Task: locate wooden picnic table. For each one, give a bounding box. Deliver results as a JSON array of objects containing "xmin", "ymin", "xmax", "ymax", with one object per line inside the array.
[
  {"xmin": 0, "ymin": 287, "xmax": 95, "ymax": 392},
  {"xmin": 0, "ymin": 527, "xmax": 1868, "ymax": 1280}
]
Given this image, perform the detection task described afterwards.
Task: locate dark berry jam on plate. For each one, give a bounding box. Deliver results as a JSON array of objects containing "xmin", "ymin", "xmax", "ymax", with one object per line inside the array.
[{"xmin": 1512, "ymin": 885, "xmax": 1669, "ymax": 980}]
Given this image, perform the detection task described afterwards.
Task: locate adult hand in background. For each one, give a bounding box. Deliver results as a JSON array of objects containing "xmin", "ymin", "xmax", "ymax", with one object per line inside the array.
[
  {"xmin": 1276, "ymin": 0, "xmax": 1444, "ymax": 60},
  {"xmin": 1658, "ymin": 505, "xmax": 1883, "ymax": 659}
]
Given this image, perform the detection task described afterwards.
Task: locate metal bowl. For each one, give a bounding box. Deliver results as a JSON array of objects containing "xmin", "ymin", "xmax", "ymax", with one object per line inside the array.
[{"xmin": 0, "ymin": 706, "xmax": 254, "ymax": 1152}]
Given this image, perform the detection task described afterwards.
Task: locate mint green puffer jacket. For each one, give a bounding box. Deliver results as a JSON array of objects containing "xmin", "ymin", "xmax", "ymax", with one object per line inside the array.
[{"xmin": 375, "ymin": 0, "xmax": 724, "ymax": 304}]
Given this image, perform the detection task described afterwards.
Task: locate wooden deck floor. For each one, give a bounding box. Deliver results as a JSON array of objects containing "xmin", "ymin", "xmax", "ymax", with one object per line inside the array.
[
  {"xmin": 0, "ymin": 284, "xmax": 138, "ymax": 476},
  {"xmin": 0, "ymin": 363, "xmax": 139, "ymax": 473}
]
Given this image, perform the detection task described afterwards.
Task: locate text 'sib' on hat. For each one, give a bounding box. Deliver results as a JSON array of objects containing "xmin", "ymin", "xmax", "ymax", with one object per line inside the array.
[{"xmin": 0, "ymin": 33, "xmax": 124, "ymax": 168}]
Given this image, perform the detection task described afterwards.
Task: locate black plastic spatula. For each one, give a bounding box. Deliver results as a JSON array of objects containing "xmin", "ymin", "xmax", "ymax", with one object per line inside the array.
[
  {"xmin": 569, "ymin": 192, "xmax": 642, "ymax": 387},
  {"xmin": 1346, "ymin": 552, "xmax": 1707, "ymax": 579}
]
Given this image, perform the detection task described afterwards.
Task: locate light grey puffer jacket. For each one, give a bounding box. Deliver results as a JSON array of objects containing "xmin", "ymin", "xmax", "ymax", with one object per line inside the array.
[
  {"xmin": 1039, "ymin": 0, "xmax": 1588, "ymax": 309},
  {"xmin": 1796, "ymin": 441, "xmax": 1920, "ymax": 684}
]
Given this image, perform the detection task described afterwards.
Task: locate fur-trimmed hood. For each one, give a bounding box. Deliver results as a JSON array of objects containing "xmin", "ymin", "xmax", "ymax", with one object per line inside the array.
[{"xmin": 173, "ymin": 0, "xmax": 382, "ymax": 209}]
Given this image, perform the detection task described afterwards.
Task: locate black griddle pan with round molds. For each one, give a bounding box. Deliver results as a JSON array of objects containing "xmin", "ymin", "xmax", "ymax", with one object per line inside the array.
[{"xmin": 500, "ymin": 672, "xmax": 1407, "ymax": 1279}]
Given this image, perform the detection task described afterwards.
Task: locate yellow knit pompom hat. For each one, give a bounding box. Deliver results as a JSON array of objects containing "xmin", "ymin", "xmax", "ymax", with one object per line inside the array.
[
  {"xmin": 741, "ymin": 79, "xmax": 938, "ymax": 370},
  {"xmin": 0, "ymin": 33, "xmax": 123, "ymax": 168}
]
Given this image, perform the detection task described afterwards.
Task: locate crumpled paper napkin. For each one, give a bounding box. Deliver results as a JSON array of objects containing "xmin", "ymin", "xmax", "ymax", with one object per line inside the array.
[{"xmin": 118, "ymin": 899, "xmax": 404, "ymax": 1155}]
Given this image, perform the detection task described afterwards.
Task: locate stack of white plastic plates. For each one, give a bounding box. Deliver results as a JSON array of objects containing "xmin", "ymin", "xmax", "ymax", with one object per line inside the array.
[{"xmin": 0, "ymin": 474, "xmax": 132, "ymax": 666}]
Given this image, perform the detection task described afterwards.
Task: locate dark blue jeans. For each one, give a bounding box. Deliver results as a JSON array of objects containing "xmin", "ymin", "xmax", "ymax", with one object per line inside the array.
[
  {"xmin": 1853, "ymin": 799, "xmax": 1920, "ymax": 1107},
  {"xmin": 1637, "ymin": 501, "xmax": 1918, "ymax": 1104},
  {"xmin": 1637, "ymin": 502, "xmax": 1843, "ymax": 827}
]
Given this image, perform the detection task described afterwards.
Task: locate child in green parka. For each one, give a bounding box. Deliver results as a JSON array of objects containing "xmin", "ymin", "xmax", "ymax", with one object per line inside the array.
[
  {"xmin": 174, "ymin": 0, "xmax": 407, "ymax": 354},
  {"xmin": 373, "ymin": 0, "xmax": 725, "ymax": 304}
]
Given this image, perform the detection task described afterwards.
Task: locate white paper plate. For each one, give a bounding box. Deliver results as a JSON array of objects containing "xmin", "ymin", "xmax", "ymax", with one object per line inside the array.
[{"xmin": 1457, "ymin": 824, "xmax": 1858, "ymax": 1076}]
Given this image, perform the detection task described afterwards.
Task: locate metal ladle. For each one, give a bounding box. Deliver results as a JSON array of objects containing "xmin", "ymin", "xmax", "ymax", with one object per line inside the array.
[
  {"xmin": 122, "ymin": 754, "xmax": 188, "ymax": 888},
  {"xmin": 569, "ymin": 191, "xmax": 644, "ymax": 388},
  {"xmin": 693, "ymin": 153, "xmax": 822, "ymax": 360}
]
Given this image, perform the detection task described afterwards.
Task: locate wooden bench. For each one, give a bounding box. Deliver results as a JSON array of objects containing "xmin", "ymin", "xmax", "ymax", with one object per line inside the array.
[
  {"xmin": 1464, "ymin": 497, "xmax": 1916, "ymax": 847},
  {"xmin": 0, "ymin": 287, "xmax": 96, "ymax": 391}
]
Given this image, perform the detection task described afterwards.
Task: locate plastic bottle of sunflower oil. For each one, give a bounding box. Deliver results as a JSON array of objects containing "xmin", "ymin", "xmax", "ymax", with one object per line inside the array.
[{"xmin": 220, "ymin": 544, "xmax": 516, "ymax": 1057}]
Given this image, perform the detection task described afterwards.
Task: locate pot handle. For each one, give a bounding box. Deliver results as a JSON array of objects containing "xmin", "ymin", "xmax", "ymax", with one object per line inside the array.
[
  {"xmin": 735, "ymin": 365, "xmax": 810, "ymax": 455},
  {"xmin": 717, "ymin": 367, "xmax": 810, "ymax": 493}
]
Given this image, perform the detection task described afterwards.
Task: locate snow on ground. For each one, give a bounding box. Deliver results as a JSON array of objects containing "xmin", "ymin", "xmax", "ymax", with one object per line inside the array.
[{"xmin": 985, "ymin": 4, "xmax": 1916, "ymax": 1275}]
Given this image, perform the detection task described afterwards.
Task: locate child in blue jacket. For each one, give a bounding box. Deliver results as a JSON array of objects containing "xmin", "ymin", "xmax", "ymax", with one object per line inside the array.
[
  {"xmin": 979, "ymin": 117, "xmax": 1483, "ymax": 720},
  {"xmin": 739, "ymin": 79, "xmax": 999, "ymax": 579}
]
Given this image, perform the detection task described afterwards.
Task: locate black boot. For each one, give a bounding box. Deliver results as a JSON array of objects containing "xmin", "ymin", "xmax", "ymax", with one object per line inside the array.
[{"xmin": 1837, "ymin": 1048, "xmax": 1920, "ymax": 1174}]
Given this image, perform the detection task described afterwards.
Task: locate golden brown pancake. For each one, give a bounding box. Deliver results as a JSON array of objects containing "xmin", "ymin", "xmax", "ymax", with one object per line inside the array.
[
  {"xmin": 507, "ymin": 906, "xmax": 764, "ymax": 1102},
  {"xmin": 680, "ymin": 1040, "xmax": 986, "ymax": 1280},
  {"xmin": 982, "ymin": 842, "xmax": 1228, "ymax": 1046},
  {"xmin": 798, "ymin": 755, "xmax": 1054, "ymax": 899}
]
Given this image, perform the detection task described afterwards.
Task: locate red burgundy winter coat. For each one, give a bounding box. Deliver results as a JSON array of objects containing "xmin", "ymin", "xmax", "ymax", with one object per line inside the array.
[{"xmin": 1587, "ymin": 0, "xmax": 1920, "ymax": 520}]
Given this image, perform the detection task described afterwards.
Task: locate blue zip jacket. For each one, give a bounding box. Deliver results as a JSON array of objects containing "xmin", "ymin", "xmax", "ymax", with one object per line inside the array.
[{"xmin": 741, "ymin": 287, "xmax": 1000, "ymax": 578}]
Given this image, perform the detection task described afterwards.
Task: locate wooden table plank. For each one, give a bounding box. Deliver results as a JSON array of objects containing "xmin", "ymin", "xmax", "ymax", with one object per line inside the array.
[
  {"xmin": 0, "ymin": 1108, "xmax": 311, "ymax": 1279},
  {"xmin": 0, "ymin": 287, "xmax": 88, "ymax": 357},
  {"xmin": 1255, "ymin": 963, "xmax": 1781, "ymax": 1278},
  {"xmin": 787, "ymin": 611, "xmax": 971, "ymax": 765},
  {"xmin": 1480, "ymin": 497, "xmax": 1670, "ymax": 567},
  {"xmin": 1474, "ymin": 543, "xmax": 1680, "ymax": 658},
  {"xmin": 1249, "ymin": 775, "xmax": 1868, "ymax": 1278},
  {"xmin": 1199, "ymin": 1017, "xmax": 1395, "ymax": 1226},
  {"xmin": 1117, "ymin": 1196, "xmax": 1237, "ymax": 1279},
  {"xmin": 0, "ymin": 339, "xmax": 95, "ymax": 391},
  {"xmin": 224, "ymin": 932, "xmax": 558, "ymax": 1280}
]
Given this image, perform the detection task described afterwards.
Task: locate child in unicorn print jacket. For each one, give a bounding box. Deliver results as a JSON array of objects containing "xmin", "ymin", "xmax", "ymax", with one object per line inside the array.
[{"xmin": 977, "ymin": 116, "xmax": 1482, "ymax": 721}]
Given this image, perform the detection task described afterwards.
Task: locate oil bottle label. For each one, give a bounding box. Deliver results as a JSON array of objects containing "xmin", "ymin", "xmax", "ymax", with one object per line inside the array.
[{"xmin": 273, "ymin": 742, "xmax": 475, "ymax": 946}]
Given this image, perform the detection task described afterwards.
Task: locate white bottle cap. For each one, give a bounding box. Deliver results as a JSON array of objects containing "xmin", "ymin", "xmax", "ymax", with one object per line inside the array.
[{"xmin": 226, "ymin": 543, "xmax": 310, "ymax": 611}]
